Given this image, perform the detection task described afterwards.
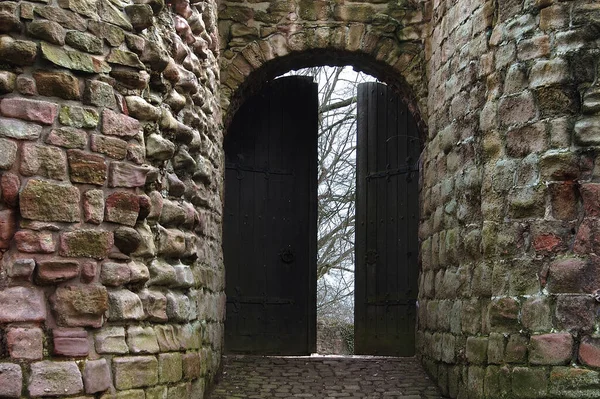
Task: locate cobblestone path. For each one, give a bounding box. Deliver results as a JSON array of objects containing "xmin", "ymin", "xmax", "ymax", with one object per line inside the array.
[{"xmin": 208, "ymin": 356, "xmax": 447, "ymax": 398}]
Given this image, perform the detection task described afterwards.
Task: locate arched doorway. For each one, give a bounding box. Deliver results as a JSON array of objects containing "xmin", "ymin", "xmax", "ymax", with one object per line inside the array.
[{"xmin": 222, "ymin": 67, "xmax": 422, "ymax": 356}]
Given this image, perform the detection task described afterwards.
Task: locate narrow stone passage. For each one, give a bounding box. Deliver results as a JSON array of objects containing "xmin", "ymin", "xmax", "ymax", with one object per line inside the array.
[{"xmin": 208, "ymin": 356, "xmax": 447, "ymax": 399}]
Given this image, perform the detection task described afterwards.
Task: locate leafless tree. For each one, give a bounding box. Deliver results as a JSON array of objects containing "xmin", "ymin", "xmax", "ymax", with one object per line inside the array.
[{"xmin": 286, "ymin": 66, "xmax": 375, "ymax": 323}]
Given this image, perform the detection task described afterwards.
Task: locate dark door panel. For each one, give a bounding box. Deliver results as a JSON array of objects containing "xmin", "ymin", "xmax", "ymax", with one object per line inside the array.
[
  {"xmin": 223, "ymin": 76, "xmax": 318, "ymax": 355},
  {"xmin": 355, "ymin": 82, "xmax": 420, "ymax": 356}
]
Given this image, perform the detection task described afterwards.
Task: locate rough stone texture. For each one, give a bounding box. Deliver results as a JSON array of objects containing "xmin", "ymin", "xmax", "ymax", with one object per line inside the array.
[
  {"xmin": 51, "ymin": 285, "xmax": 108, "ymax": 327},
  {"xmin": 0, "ymin": 286, "xmax": 46, "ymax": 322},
  {"xmin": 0, "ymin": 363, "xmax": 23, "ymax": 398},
  {"xmin": 113, "ymin": 356, "xmax": 159, "ymax": 390},
  {"xmin": 60, "ymin": 229, "xmax": 113, "ymax": 259},
  {"xmin": 7, "ymin": 327, "xmax": 43, "ymax": 360},
  {"xmin": 20, "ymin": 179, "xmax": 80, "ymax": 222},
  {"xmin": 29, "ymin": 361, "xmax": 83, "ymax": 397},
  {"xmin": 83, "ymin": 358, "xmax": 112, "ymax": 394}
]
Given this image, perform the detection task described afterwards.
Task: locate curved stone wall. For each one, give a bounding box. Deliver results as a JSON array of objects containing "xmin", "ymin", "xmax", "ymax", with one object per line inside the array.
[
  {"xmin": 420, "ymin": 0, "xmax": 600, "ymax": 397},
  {"xmin": 218, "ymin": 1, "xmax": 600, "ymax": 398},
  {"xmin": 0, "ymin": 0, "xmax": 224, "ymax": 397}
]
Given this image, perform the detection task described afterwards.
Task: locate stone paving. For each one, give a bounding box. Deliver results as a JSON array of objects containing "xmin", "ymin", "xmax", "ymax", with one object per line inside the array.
[{"xmin": 208, "ymin": 356, "xmax": 447, "ymax": 399}]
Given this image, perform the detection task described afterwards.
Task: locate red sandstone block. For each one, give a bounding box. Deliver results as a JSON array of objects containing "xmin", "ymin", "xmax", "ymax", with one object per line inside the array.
[
  {"xmin": 37, "ymin": 259, "xmax": 80, "ymax": 284},
  {"xmin": 0, "ymin": 286, "xmax": 46, "ymax": 322},
  {"xmin": 81, "ymin": 260, "xmax": 97, "ymax": 283},
  {"xmin": 533, "ymin": 233, "xmax": 562, "ymax": 253},
  {"xmin": 51, "ymin": 284, "xmax": 108, "ymax": 328},
  {"xmin": 29, "ymin": 361, "xmax": 83, "ymax": 396},
  {"xmin": 0, "ymin": 363, "xmax": 22, "ymax": 398},
  {"xmin": 59, "ymin": 229, "xmax": 113, "ymax": 259},
  {"xmin": 549, "ymin": 182, "xmax": 578, "ymax": 221},
  {"xmin": 102, "ymin": 108, "xmax": 140, "ymax": 138},
  {"xmin": 105, "ymin": 191, "xmax": 140, "ymax": 226},
  {"xmin": 108, "ymin": 161, "xmax": 150, "ymax": 187},
  {"xmin": 580, "ymin": 183, "xmax": 600, "ymax": 217},
  {"xmin": 53, "ymin": 328, "xmax": 89, "ymax": 357},
  {"xmin": 0, "ymin": 171, "xmax": 19, "ymax": 208},
  {"xmin": 0, "ymin": 97, "xmax": 58, "ymax": 125},
  {"xmin": 15, "ymin": 230, "xmax": 56, "ymax": 253},
  {"xmin": 67, "ymin": 149, "xmax": 107, "ymax": 186},
  {"xmin": 0, "ymin": 208, "xmax": 17, "ymax": 249},
  {"xmin": 83, "ymin": 358, "xmax": 111, "ymax": 394},
  {"xmin": 530, "ymin": 333, "xmax": 573, "ymax": 365},
  {"xmin": 579, "ymin": 336, "xmax": 600, "ymax": 368},
  {"xmin": 7, "ymin": 327, "xmax": 43, "ymax": 360}
]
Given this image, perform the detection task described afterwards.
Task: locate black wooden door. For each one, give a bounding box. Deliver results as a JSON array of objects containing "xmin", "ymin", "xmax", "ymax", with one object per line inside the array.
[
  {"xmin": 223, "ymin": 76, "xmax": 318, "ymax": 355},
  {"xmin": 355, "ymin": 82, "xmax": 420, "ymax": 356}
]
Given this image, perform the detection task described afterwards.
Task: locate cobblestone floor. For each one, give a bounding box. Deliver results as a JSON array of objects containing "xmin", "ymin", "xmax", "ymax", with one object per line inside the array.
[{"xmin": 208, "ymin": 356, "xmax": 447, "ymax": 399}]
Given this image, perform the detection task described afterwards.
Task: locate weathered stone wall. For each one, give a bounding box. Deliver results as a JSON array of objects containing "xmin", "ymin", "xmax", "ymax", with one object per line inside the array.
[
  {"xmin": 420, "ymin": 0, "xmax": 600, "ymax": 397},
  {"xmin": 219, "ymin": 1, "xmax": 600, "ymax": 398},
  {"xmin": 0, "ymin": 0, "xmax": 224, "ymax": 396}
]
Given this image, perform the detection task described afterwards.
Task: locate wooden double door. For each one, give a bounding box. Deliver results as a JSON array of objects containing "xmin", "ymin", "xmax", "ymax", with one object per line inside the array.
[{"xmin": 223, "ymin": 77, "xmax": 419, "ymax": 356}]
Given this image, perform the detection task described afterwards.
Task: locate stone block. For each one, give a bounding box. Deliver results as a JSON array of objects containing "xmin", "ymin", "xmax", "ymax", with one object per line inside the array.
[
  {"xmin": 0, "ymin": 208, "xmax": 17, "ymax": 248},
  {"xmin": 84, "ymin": 80, "xmax": 116, "ymax": 108},
  {"xmin": 20, "ymin": 179, "xmax": 80, "ymax": 222},
  {"xmin": 511, "ymin": 367, "xmax": 548, "ymax": 399},
  {"xmin": 83, "ymin": 189, "xmax": 105, "ymax": 224},
  {"xmin": 108, "ymin": 289, "xmax": 145, "ymax": 321},
  {"xmin": 0, "ymin": 36, "xmax": 37, "ymax": 66},
  {"xmin": 0, "ymin": 97, "xmax": 57, "ymax": 125},
  {"xmin": 102, "ymin": 109, "xmax": 140, "ymax": 138},
  {"xmin": 182, "ymin": 352, "xmax": 201, "ymax": 380},
  {"xmin": 7, "ymin": 258, "xmax": 36, "ymax": 280},
  {"xmin": 148, "ymin": 259, "xmax": 177, "ymax": 286},
  {"xmin": 466, "ymin": 336, "xmax": 488, "ymax": 364},
  {"xmin": 498, "ymin": 91, "xmax": 536, "ymax": 127},
  {"xmin": 59, "ymin": 104, "xmax": 99, "ymax": 128},
  {"xmin": 139, "ymin": 289, "xmax": 168, "ymax": 321},
  {"xmin": 80, "ymin": 260, "xmax": 97, "ymax": 283},
  {"xmin": 521, "ymin": 297, "xmax": 552, "ymax": 331},
  {"xmin": 159, "ymin": 352, "xmax": 183, "ymax": 384},
  {"xmin": 113, "ymin": 356, "xmax": 158, "ymax": 390},
  {"xmin": 556, "ymin": 295, "xmax": 595, "ymax": 332},
  {"xmin": 20, "ymin": 142, "xmax": 68, "ymax": 180},
  {"xmin": 7, "ymin": 327, "xmax": 43, "ymax": 360},
  {"xmin": 67, "ymin": 149, "xmax": 107, "ymax": 185},
  {"xmin": 37, "ymin": 259, "xmax": 80, "ymax": 284},
  {"xmin": 539, "ymin": 151, "xmax": 579, "ymax": 181},
  {"xmin": 15, "ymin": 230, "xmax": 55, "ymax": 254},
  {"xmin": 29, "ymin": 361, "xmax": 83, "ymax": 397},
  {"xmin": 530, "ymin": 333, "xmax": 573, "ymax": 365},
  {"xmin": 575, "ymin": 116, "xmax": 600, "ymax": 146},
  {"xmin": 129, "ymin": 260, "xmax": 149, "ymax": 283},
  {"xmin": 65, "ymin": 30, "xmax": 103, "ymax": 54},
  {"xmin": 549, "ymin": 182, "xmax": 578, "ymax": 220},
  {"xmin": 505, "ymin": 334, "xmax": 528, "ymax": 363},
  {"xmin": 127, "ymin": 326, "xmax": 159, "ymax": 354},
  {"xmin": 60, "ymin": 230, "xmax": 113, "ymax": 259},
  {"xmin": 549, "ymin": 367, "xmax": 600, "ymax": 398},
  {"xmin": 174, "ymin": 264, "xmax": 194, "ymax": 288},
  {"xmin": 40, "ymin": 42, "xmax": 109, "ymax": 74},
  {"xmin": 83, "ymin": 358, "xmax": 111, "ymax": 394},
  {"xmin": 53, "ymin": 328, "xmax": 89, "ymax": 357},
  {"xmin": 114, "ymin": 227, "xmax": 142, "ymax": 255},
  {"xmin": 105, "ymin": 191, "xmax": 140, "ymax": 226},
  {"xmin": 0, "ymin": 137, "xmax": 17, "ymax": 169},
  {"xmin": 146, "ymin": 133, "xmax": 175, "ymax": 160},
  {"xmin": 91, "ymin": 134, "xmax": 127, "ymax": 159},
  {"xmin": 167, "ymin": 383, "xmax": 188, "ymax": 399},
  {"xmin": 155, "ymin": 325, "xmax": 179, "ymax": 351},
  {"xmin": 0, "ymin": 363, "xmax": 22, "ymax": 398},
  {"xmin": 33, "ymin": 71, "xmax": 80, "ymax": 100},
  {"xmin": 95, "ymin": 326, "xmax": 128, "ymax": 354},
  {"xmin": 579, "ymin": 336, "xmax": 600, "ymax": 368},
  {"xmin": 530, "ymin": 59, "xmax": 570, "ymax": 88},
  {"xmin": 51, "ymin": 285, "xmax": 108, "ymax": 327},
  {"xmin": 157, "ymin": 226, "xmax": 186, "ymax": 257},
  {"xmin": 0, "ymin": 117, "xmax": 42, "ymax": 140},
  {"xmin": 0, "ymin": 71, "xmax": 16, "ymax": 93},
  {"xmin": 166, "ymin": 291, "xmax": 190, "ymax": 322},
  {"xmin": 46, "ymin": 127, "xmax": 87, "ymax": 149},
  {"xmin": 101, "ymin": 261, "xmax": 131, "ymax": 286},
  {"xmin": 488, "ymin": 297, "xmax": 520, "ymax": 333},
  {"xmin": 0, "ymin": 286, "xmax": 46, "ymax": 322},
  {"xmin": 108, "ymin": 162, "xmax": 150, "ymax": 188}
]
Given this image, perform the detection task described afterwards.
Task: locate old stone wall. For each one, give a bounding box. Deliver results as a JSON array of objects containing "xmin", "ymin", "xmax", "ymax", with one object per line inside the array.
[
  {"xmin": 219, "ymin": 0, "xmax": 600, "ymax": 398},
  {"xmin": 420, "ymin": 0, "xmax": 600, "ymax": 397},
  {"xmin": 0, "ymin": 0, "xmax": 225, "ymax": 397}
]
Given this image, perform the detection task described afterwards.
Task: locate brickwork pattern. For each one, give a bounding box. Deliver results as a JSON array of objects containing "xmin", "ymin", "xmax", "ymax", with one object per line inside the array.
[
  {"xmin": 209, "ymin": 356, "xmax": 446, "ymax": 399},
  {"xmin": 0, "ymin": 0, "xmax": 224, "ymax": 396}
]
